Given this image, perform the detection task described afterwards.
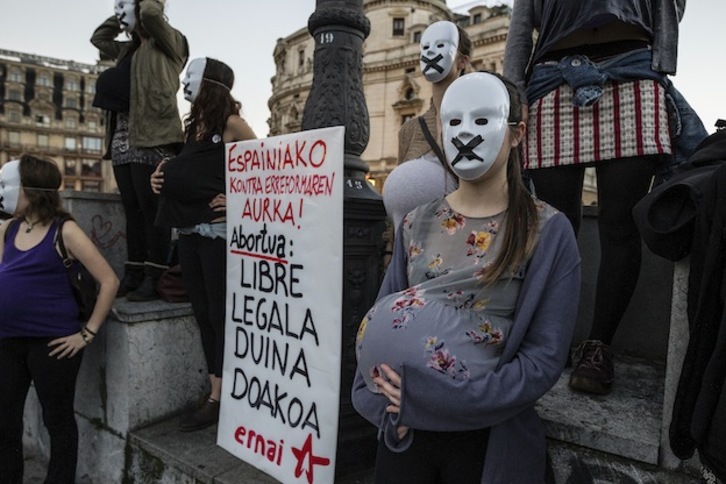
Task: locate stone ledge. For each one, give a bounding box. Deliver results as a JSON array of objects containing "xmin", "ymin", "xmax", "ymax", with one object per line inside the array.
[
  {"xmin": 111, "ymin": 298, "xmax": 194, "ymax": 324},
  {"xmin": 127, "ymin": 354, "xmax": 688, "ymax": 483},
  {"xmin": 537, "ymin": 355, "xmax": 665, "ymax": 465}
]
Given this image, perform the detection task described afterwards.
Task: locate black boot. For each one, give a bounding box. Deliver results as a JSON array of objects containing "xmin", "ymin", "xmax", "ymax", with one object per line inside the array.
[
  {"xmin": 117, "ymin": 262, "xmax": 145, "ymax": 298},
  {"xmin": 126, "ymin": 263, "xmax": 167, "ymax": 302}
]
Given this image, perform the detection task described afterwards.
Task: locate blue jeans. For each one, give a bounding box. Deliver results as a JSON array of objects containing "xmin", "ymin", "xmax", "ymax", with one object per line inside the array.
[{"xmin": 527, "ymin": 48, "xmax": 708, "ymax": 183}]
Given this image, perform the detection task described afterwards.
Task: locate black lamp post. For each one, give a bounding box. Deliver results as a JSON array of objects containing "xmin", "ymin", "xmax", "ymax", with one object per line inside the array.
[{"xmin": 302, "ymin": 0, "xmax": 386, "ymax": 477}]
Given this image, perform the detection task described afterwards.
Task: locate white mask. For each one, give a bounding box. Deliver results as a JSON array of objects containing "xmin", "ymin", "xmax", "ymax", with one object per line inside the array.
[
  {"xmin": 114, "ymin": 0, "xmax": 136, "ymax": 33},
  {"xmin": 0, "ymin": 160, "xmax": 21, "ymax": 216},
  {"xmin": 182, "ymin": 57, "xmax": 207, "ymax": 103},
  {"xmin": 419, "ymin": 21, "xmax": 459, "ymax": 83},
  {"xmin": 441, "ymin": 72, "xmax": 511, "ymax": 181}
]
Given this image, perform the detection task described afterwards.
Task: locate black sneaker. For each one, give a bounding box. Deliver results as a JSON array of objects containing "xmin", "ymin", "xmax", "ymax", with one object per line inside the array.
[
  {"xmin": 179, "ymin": 397, "xmax": 220, "ymax": 432},
  {"xmin": 569, "ymin": 340, "xmax": 614, "ymax": 395}
]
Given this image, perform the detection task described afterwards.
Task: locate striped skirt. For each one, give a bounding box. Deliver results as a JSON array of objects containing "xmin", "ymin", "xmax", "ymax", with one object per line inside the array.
[{"xmin": 523, "ymin": 79, "xmax": 672, "ymax": 169}]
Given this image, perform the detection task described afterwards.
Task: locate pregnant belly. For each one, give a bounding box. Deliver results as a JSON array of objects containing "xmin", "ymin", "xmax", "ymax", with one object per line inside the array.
[{"xmin": 355, "ymin": 290, "xmax": 505, "ymax": 392}]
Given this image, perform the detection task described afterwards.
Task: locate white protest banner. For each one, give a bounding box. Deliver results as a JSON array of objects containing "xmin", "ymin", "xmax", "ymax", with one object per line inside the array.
[{"xmin": 218, "ymin": 126, "xmax": 344, "ymax": 484}]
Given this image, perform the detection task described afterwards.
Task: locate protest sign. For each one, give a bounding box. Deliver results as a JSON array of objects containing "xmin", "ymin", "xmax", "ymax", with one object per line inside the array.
[{"xmin": 218, "ymin": 126, "xmax": 344, "ymax": 484}]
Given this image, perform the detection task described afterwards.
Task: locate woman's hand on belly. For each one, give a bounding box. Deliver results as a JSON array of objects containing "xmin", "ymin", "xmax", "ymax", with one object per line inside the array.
[
  {"xmin": 374, "ymin": 364, "xmax": 410, "ymax": 441},
  {"xmin": 374, "ymin": 363, "xmax": 402, "ymax": 411}
]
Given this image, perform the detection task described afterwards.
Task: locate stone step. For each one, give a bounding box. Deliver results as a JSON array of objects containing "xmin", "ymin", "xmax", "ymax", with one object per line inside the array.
[{"xmin": 127, "ymin": 354, "xmax": 699, "ymax": 483}]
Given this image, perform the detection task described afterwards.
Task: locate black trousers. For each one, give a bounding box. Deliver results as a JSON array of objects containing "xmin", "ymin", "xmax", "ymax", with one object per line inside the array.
[
  {"xmin": 113, "ymin": 163, "xmax": 170, "ymax": 266},
  {"xmin": 0, "ymin": 337, "xmax": 83, "ymax": 484},
  {"xmin": 374, "ymin": 428, "xmax": 490, "ymax": 484},
  {"xmin": 178, "ymin": 233, "xmax": 227, "ymax": 377},
  {"xmin": 528, "ymin": 155, "xmax": 658, "ymax": 344}
]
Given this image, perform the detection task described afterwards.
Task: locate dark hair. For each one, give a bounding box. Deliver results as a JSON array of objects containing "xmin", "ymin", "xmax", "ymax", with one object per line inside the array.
[
  {"xmin": 183, "ymin": 58, "xmax": 241, "ymax": 141},
  {"xmin": 477, "ymin": 71, "xmax": 538, "ymax": 284},
  {"xmin": 456, "ymin": 25, "xmax": 472, "ymax": 76},
  {"xmin": 18, "ymin": 154, "xmax": 70, "ymax": 224}
]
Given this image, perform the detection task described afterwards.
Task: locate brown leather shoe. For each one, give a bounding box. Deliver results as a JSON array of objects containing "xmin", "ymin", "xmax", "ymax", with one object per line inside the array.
[
  {"xmin": 179, "ymin": 397, "xmax": 220, "ymax": 432},
  {"xmin": 569, "ymin": 340, "xmax": 614, "ymax": 395}
]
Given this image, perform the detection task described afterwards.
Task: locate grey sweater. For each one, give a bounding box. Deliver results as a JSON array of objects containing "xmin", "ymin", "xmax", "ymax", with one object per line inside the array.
[
  {"xmin": 503, "ymin": 0, "xmax": 686, "ymax": 99},
  {"xmin": 352, "ymin": 204, "xmax": 581, "ymax": 483}
]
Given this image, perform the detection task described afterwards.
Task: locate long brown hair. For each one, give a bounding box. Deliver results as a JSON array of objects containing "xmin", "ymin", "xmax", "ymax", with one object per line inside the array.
[
  {"xmin": 183, "ymin": 58, "xmax": 240, "ymax": 142},
  {"xmin": 18, "ymin": 154, "xmax": 70, "ymax": 224},
  {"xmin": 478, "ymin": 72, "xmax": 538, "ymax": 284}
]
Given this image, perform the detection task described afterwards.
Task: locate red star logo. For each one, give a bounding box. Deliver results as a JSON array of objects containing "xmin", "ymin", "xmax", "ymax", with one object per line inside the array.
[{"xmin": 291, "ymin": 433, "xmax": 331, "ymax": 483}]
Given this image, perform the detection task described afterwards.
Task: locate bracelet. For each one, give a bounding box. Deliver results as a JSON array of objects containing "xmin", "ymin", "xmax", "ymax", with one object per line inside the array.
[
  {"xmin": 80, "ymin": 328, "xmax": 92, "ymax": 344},
  {"xmin": 84, "ymin": 325, "xmax": 97, "ymax": 336}
]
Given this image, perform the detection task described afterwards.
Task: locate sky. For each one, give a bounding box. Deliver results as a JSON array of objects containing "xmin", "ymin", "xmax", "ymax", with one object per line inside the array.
[{"xmin": 1, "ymin": 1, "xmax": 724, "ymax": 138}]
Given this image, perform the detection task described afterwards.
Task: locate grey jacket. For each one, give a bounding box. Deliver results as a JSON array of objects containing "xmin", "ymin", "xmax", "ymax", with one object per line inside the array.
[
  {"xmin": 503, "ymin": 0, "xmax": 686, "ymax": 99},
  {"xmin": 91, "ymin": 0, "xmax": 188, "ymax": 151}
]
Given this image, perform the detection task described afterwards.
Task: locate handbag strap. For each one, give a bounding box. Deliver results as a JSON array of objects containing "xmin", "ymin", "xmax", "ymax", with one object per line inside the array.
[
  {"xmin": 53, "ymin": 217, "xmax": 74, "ymax": 269},
  {"xmin": 418, "ymin": 116, "xmax": 458, "ymax": 181}
]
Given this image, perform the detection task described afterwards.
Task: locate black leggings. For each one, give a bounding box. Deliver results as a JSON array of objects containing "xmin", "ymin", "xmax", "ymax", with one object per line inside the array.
[
  {"xmin": 113, "ymin": 163, "xmax": 170, "ymax": 266},
  {"xmin": 178, "ymin": 233, "xmax": 227, "ymax": 377},
  {"xmin": 528, "ymin": 156, "xmax": 658, "ymax": 344},
  {"xmin": 0, "ymin": 337, "xmax": 83, "ymax": 484},
  {"xmin": 374, "ymin": 428, "xmax": 490, "ymax": 484}
]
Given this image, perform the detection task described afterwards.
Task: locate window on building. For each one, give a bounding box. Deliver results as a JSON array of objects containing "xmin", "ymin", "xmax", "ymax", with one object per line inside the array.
[
  {"xmin": 405, "ymin": 67, "xmax": 415, "ymax": 74},
  {"xmin": 298, "ymin": 49, "xmax": 305, "ymax": 68},
  {"xmin": 37, "ymin": 74, "xmax": 52, "ymax": 87},
  {"xmin": 37, "ymin": 134, "xmax": 49, "ymax": 147},
  {"xmin": 473, "ymin": 14, "xmax": 482, "ymax": 24},
  {"xmin": 81, "ymin": 159, "xmax": 102, "ymax": 177},
  {"xmin": 65, "ymin": 159, "xmax": 78, "ymax": 176},
  {"xmin": 65, "ymin": 78, "xmax": 80, "ymax": 91},
  {"xmin": 9, "ymin": 69, "xmax": 23, "ymax": 83},
  {"xmin": 86, "ymin": 82, "xmax": 96, "ymax": 94},
  {"xmin": 35, "ymin": 114, "xmax": 51, "ymax": 126},
  {"xmin": 8, "ymin": 111, "xmax": 22, "ymax": 123},
  {"xmin": 401, "ymin": 113, "xmax": 414, "ymax": 125},
  {"xmin": 413, "ymin": 30, "xmax": 422, "ymax": 43},
  {"xmin": 65, "ymin": 98, "xmax": 78, "ymax": 109},
  {"xmin": 82, "ymin": 137, "xmax": 102, "ymax": 152},
  {"xmin": 405, "ymin": 88, "xmax": 415, "ymax": 100},
  {"xmin": 65, "ymin": 137, "xmax": 77, "ymax": 150},
  {"xmin": 64, "ymin": 179, "xmax": 77, "ymax": 190},
  {"xmin": 87, "ymin": 119, "xmax": 97, "ymax": 130},
  {"xmin": 66, "ymin": 117, "xmax": 78, "ymax": 129},
  {"xmin": 392, "ymin": 18, "xmax": 405, "ymax": 36},
  {"xmin": 8, "ymin": 89, "xmax": 22, "ymax": 101},
  {"xmin": 8, "ymin": 131, "xmax": 21, "ymax": 146}
]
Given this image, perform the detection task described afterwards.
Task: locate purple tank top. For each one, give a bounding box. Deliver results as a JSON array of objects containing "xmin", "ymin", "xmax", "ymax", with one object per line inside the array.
[{"xmin": 0, "ymin": 220, "xmax": 81, "ymax": 338}]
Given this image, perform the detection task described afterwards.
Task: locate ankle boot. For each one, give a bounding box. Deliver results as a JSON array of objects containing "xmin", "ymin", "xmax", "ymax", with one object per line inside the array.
[
  {"xmin": 126, "ymin": 263, "xmax": 167, "ymax": 302},
  {"xmin": 117, "ymin": 262, "xmax": 145, "ymax": 297}
]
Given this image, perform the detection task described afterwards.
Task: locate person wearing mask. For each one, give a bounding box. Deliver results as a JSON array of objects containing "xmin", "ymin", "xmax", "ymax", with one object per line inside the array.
[
  {"xmin": 151, "ymin": 57, "xmax": 257, "ymax": 431},
  {"xmin": 353, "ymin": 72, "xmax": 581, "ymax": 483},
  {"xmin": 0, "ymin": 155, "xmax": 119, "ymax": 483},
  {"xmin": 91, "ymin": 0, "xmax": 189, "ymax": 301},
  {"xmin": 384, "ymin": 20, "xmax": 472, "ymax": 235}
]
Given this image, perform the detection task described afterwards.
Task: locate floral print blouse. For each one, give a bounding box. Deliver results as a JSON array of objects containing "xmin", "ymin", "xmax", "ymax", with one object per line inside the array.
[{"xmin": 356, "ymin": 197, "xmax": 539, "ymax": 392}]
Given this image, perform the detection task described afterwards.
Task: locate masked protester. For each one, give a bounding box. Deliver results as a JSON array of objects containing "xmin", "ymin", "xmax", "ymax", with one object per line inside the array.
[
  {"xmin": 352, "ymin": 72, "xmax": 581, "ymax": 483},
  {"xmin": 91, "ymin": 0, "xmax": 189, "ymax": 301},
  {"xmin": 0, "ymin": 155, "xmax": 119, "ymax": 483},
  {"xmin": 383, "ymin": 21, "xmax": 472, "ymax": 249},
  {"xmin": 151, "ymin": 58, "xmax": 257, "ymax": 431}
]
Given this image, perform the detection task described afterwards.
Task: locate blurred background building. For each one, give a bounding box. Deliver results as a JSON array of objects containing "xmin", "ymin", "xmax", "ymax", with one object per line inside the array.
[
  {"xmin": 0, "ymin": 49, "xmax": 115, "ymax": 192},
  {"xmin": 0, "ymin": 1, "xmax": 597, "ymax": 203}
]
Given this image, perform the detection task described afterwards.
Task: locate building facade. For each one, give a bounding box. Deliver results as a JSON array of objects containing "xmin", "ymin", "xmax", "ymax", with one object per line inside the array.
[
  {"xmin": 268, "ymin": 0, "xmax": 597, "ymax": 203},
  {"xmin": 268, "ymin": 0, "xmax": 512, "ymax": 190},
  {"xmin": 0, "ymin": 49, "xmax": 115, "ymax": 193}
]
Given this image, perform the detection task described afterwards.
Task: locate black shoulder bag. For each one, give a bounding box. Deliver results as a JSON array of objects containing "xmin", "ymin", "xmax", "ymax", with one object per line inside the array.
[{"xmin": 54, "ymin": 217, "xmax": 98, "ymax": 322}]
